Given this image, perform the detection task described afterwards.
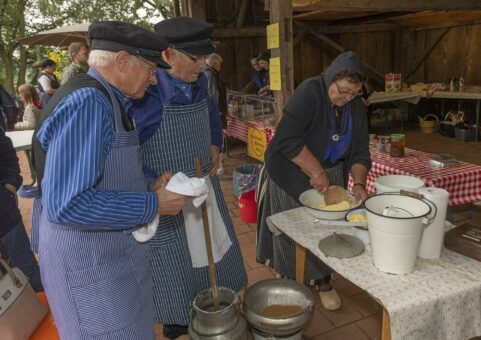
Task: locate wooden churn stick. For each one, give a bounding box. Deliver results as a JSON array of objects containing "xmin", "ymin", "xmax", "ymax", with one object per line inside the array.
[{"xmin": 194, "ymin": 157, "xmax": 220, "ymax": 311}]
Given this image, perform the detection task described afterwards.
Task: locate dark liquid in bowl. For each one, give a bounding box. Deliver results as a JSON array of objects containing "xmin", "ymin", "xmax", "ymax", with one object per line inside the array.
[{"xmin": 261, "ymin": 304, "xmax": 303, "ymax": 318}]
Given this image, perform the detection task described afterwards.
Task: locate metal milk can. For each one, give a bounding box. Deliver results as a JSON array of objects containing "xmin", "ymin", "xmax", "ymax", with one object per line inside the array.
[{"xmin": 188, "ymin": 287, "xmax": 248, "ymax": 340}]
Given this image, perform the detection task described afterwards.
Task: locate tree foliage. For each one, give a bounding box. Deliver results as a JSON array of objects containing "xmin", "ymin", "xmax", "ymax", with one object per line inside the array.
[{"xmin": 0, "ymin": 0, "xmax": 176, "ymax": 95}]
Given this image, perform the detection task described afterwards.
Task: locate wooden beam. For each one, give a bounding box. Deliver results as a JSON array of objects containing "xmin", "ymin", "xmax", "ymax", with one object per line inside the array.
[
  {"xmin": 270, "ymin": 0, "xmax": 294, "ymax": 124},
  {"xmin": 236, "ymin": 0, "xmax": 249, "ymax": 28},
  {"xmin": 213, "ymin": 26, "xmax": 266, "ymax": 38},
  {"xmin": 406, "ymin": 27, "xmax": 450, "ymax": 79},
  {"xmin": 295, "ymin": 21, "xmax": 385, "ymax": 83},
  {"xmin": 310, "ymin": 23, "xmax": 401, "ymax": 33},
  {"xmin": 293, "ymin": 29, "xmax": 306, "ymax": 46},
  {"xmin": 293, "ymin": 0, "xmax": 481, "ymax": 12}
]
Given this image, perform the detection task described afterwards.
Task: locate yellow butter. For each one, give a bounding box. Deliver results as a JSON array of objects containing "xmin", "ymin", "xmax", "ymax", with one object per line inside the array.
[{"xmin": 348, "ymin": 214, "xmax": 367, "ymax": 222}]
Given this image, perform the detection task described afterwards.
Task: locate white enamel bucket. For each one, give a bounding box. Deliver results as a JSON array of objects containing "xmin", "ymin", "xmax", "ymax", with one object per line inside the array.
[
  {"xmin": 375, "ymin": 175, "xmax": 424, "ymax": 194},
  {"xmin": 364, "ymin": 193, "xmax": 435, "ymax": 274}
]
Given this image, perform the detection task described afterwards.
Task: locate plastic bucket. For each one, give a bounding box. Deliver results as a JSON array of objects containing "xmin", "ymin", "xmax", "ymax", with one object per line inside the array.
[
  {"xmin": 239, "ymin": 190, "xmax": 257, "ymax": 223},
  {"xmin": 364, "ymin": 193, "xmax": 433, "ymax": 274}
]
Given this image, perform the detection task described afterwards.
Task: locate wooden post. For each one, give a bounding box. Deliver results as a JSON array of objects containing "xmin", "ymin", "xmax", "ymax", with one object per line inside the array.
[
  {"xmin": 269, "ymin": 0, "xmax": 294, "ymax": 125},
  {"xmin": 186, "ymin": 0, "xmax": 207, "ymax": 20}
]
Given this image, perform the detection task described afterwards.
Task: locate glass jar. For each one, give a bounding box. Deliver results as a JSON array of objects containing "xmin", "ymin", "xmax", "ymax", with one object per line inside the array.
[{"xmin": 389, "ymin": 133, "xmax": 405, "ymax": 157}]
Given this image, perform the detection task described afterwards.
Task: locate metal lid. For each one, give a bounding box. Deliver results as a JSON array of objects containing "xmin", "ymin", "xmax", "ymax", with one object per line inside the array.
[{"xmin": 318, "ymin": 233, "xmax": 365, "ymax": 258}]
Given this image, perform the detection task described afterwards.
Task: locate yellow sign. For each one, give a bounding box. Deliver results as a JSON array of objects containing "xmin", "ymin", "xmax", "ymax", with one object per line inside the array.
[
  {"xmin": 266, "ymin": 23, "xmax": 279, "ymax": 49},
  {"xmin": 247, "ymin": 127, "xmax": 267, "ymax": 162},
  {"xmin": 269, "ymin": 57, "xmax": 281, "ymax": 91}
]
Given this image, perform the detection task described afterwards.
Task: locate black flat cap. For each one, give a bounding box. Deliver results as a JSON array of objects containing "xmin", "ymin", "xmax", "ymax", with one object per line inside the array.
[
  {"xmin": 154, "ymin": 17, "xmax": 215, "ymax": 56},
  {"xmin": 89, "ymin": 21, "xmax": 170, "ymax": 68},
  {"xmin": 256, "ymin": 51, "xmax": 270, "ymax": 62}
]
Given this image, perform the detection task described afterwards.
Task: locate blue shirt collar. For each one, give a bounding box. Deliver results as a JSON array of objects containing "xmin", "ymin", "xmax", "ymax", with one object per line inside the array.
[{"xmin": 88, "ymin": 68, "xmax": 132, "ymax": 111}]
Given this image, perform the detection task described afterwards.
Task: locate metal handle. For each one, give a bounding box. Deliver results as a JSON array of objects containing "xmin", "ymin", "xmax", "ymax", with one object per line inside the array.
[{"xmin": 400, "ymin": 190, "xmax": 424, "ymax": 200}]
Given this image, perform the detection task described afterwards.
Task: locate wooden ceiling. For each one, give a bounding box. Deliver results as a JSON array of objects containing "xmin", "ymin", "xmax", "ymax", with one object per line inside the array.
[{"xmin": 290, "ymin": 0, "xmax": 481, "ymax": 31}]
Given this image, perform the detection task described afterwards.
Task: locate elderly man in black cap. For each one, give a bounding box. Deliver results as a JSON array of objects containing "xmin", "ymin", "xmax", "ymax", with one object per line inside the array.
[
  {"xmin": 130, "ymin": 17, "xmax": 247, "ymax": 339},
  {"xmin": 32, "ymin": 21, "xmax": 189, "ymax": 340}
]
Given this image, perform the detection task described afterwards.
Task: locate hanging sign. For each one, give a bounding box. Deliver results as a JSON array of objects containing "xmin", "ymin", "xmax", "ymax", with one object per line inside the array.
[
  {"xmin": 266, "ymin": 23, "xmax": 279, "ymax": 49},
  {"xmin": 269, "ymin": 57, "xmax": 281, "ymax": 91}
]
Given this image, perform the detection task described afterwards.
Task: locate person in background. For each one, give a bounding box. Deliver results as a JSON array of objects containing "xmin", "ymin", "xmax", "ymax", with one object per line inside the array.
[
  {"xmin": 130, "ymin": 17, "xmax": 247, "ymax": 340},
  {"xmin": 0, "ymin": 83, "xmax": 18, "ymax": 130},
  {"xmin": 204, "ymin": 53, "xmax": 227, "ymax": 175},
  {"xmin": 251, "ymin": 56, "xmax": 263, "ymax": 92},
  {"xmin": 256, "ymin": 51, "xmax": 370, "ymax": 312},
  {"xmin": 60, "ymin": 42, "xmax": 90, "ymax": 85},
  {"xmin": 256, "ymin": 51, "xmax": 271, "ymax": 96},
  {"xmin": 37, "ymin": 59, "xmax": 60, "ymax": 98},
  {"xmin": 33, "ymin": 21, "xmax": 188, "ymax": 339},
  {"xmin": 0, "ymin": 128, "xmax": 43, "ymax": 292},
  {"xmin": 15, "ymin": 84, "xmax": 41, "ymax": 130}
]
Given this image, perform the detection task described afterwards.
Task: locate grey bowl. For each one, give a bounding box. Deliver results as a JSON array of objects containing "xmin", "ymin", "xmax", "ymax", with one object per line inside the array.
[{"xmin": 243, "ymin": 278, "xmax": 314, "ymax": 336}]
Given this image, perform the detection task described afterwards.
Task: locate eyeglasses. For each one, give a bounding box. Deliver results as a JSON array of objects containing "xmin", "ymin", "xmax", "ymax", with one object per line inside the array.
[
  {"xmin": 135, "ymin": 56, "xmax": 157, "ymax": 76},
  {"xmin": 335, "ymin": 82, "xmax": 362, "ymax": 97},
  {"xmin": 176, "ymin": 49, "xmax": 209, "ymax": 63}
]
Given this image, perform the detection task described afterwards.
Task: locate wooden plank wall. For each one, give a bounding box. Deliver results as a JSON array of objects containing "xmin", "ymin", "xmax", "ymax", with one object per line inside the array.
[{"xmin": 205, "ymin": 1, "xmax": 481, "ymax": 91}]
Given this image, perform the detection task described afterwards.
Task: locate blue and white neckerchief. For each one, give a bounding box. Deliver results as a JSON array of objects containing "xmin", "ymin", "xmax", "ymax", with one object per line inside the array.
[
  {"xmin": 323, "ymin": 103, "xmax": 353, "ymax": 164},
  {"xmin": 168, "ymin": 75, "xmax": 192, "ymax": 101}
]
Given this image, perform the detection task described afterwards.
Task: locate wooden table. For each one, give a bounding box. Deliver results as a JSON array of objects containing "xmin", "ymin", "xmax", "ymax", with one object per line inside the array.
[
  {"xmin": 369, "ymin": 90, "xmax": 481, "ymax": 141},
  {"xmin": 268, "ymin": 208, "xmax": 481, "ymax": 340}
]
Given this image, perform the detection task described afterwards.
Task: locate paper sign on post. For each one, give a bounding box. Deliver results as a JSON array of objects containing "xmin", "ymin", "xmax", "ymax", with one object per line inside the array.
[
  {"xmin": 269, "ymin": 57, "xmax": 281, "ymax": 91},
  {"xmin": 266, "ymin": 23, "xmax": 279, "ymax": 49}
]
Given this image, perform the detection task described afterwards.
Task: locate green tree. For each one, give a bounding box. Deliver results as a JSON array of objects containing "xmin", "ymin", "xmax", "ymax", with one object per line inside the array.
[{"xmin": 0, "ymin": 0, "xmax": 178, "ymax": 95}]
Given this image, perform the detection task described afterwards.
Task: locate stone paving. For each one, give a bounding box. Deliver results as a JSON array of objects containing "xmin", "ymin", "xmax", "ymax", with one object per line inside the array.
[{"xmin": 16, "ymin": 134, "xmax": 480, "ymax": 340}]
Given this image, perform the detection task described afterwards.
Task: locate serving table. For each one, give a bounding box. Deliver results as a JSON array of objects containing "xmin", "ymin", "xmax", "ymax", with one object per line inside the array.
[
  {"xmin": 267, "ymin": 207, "xmax": 481, "ymax": 340},
  {"xmin": 348, "ymin": 148, "xmax": 481, "ymax": 206},
  {"xmin": 5, "ymin": 129, "xmax": 36, "ymax": 184}
]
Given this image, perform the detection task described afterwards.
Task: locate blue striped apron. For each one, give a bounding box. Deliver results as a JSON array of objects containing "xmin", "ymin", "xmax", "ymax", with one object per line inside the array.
[
  {"xmin": 140, "ymin": 99, "xmax": 247, "ymax": 326},
  {"xmin": 38, "ymin": 73, "xmax": 154, "ymax": 340}
]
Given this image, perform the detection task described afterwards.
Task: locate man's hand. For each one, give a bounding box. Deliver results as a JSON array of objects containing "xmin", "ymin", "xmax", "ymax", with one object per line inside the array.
[
  {"xmin": 209, "ymin": 145, "xmax": 220, "ymax": 177},
  {"xmin": 150, "ymin": 172, "xmax": 173, "ymax": 192},
  {"xmin": 156, "ymin": 187, "xmax": 189, "ymax": 216},
  {"xmin": 310, "ymin": 170, "xmax": 329, "ymax": 193}
]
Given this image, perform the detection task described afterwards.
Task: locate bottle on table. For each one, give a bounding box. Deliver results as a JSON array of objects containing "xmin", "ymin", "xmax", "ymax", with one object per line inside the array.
[{"xmin": 390, "ymin": 133, "xmax": 406, "ymax": 157}]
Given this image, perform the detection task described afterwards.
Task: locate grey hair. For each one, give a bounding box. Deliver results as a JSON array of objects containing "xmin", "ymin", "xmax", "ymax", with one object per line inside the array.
[
  {"xmin": 206, "ymin": 53, "xmax": 223, "ymax": 67},
  {"xmin": 88, "ymin": 50, "xmax": 116, "ymax": 67}
]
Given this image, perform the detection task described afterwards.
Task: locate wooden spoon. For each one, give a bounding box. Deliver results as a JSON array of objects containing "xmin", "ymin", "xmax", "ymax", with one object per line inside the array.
[{"xmin": 324, "ymin": 185, "xmax": 350, "ymax": 206}]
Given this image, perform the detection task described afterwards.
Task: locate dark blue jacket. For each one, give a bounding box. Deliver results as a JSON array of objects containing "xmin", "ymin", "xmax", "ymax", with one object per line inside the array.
[
  {"xmin": 0, "ymin": 84, "xmax": 18, "ymax": 130},
  {"xmin": 0, "ymin": 128, "xmax": 22, "ymax": 236}
]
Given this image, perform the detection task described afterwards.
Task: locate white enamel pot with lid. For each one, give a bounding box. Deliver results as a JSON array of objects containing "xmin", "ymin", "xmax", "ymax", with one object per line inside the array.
[{"xmin": 363, "ymin": 192, "xmax": 436, "ymax": 274}]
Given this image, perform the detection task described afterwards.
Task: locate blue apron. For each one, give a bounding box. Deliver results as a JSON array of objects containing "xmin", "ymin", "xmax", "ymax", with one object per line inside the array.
[
  {"xmin": 38, "ymin": 72, "xmax": 154, "ymax": 340},
  {"xmin": 140, "ymin": 99, "xmax": 247, "ymax": 326}
]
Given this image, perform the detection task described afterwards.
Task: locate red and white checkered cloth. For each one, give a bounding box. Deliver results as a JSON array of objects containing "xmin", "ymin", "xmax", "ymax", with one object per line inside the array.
[
  {"xmin": 348, "ymin": 148, "xmax": 481, "ymax": 206},
  {"xmin": 226, "ymin": 114, "xmax": 276, "ymax": 144}
]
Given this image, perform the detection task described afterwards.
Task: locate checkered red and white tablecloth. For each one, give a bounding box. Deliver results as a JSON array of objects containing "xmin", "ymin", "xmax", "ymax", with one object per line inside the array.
[
  {"xmin": 226, "ymin": 114, "xmax": 275, "ymax": 144},
  {"xmin": 348, "ymin": 148, "xmax": 481, "ymax": 206}
]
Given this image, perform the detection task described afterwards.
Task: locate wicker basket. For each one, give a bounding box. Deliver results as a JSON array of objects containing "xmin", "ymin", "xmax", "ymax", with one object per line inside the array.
[{"xmin": 419, "ymin": 114, "xmax": 439, "ymax": 134}]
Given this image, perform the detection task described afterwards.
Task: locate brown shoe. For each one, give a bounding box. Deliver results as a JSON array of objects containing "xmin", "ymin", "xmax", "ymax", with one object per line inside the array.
[{"xmin": 318, "ymin": 288, "xmax": 342, "ymax": 311}]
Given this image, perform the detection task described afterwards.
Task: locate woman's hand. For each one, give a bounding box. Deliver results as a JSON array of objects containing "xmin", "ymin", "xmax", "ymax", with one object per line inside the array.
[
  {"xmin": 310, "ymin": 170, "xmax": 329, "ymax": 193},
  {"xmin": 352, "ymin": 183, "xmax": 368, "ymax": 203}
]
